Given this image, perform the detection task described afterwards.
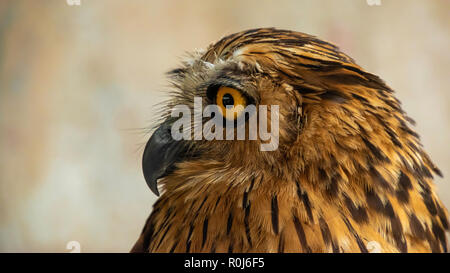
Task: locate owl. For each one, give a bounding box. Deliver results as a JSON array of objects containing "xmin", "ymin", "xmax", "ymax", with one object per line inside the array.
[{"xmin": 131, "ymin": 28, "xmax": 448, "ymax": 253}]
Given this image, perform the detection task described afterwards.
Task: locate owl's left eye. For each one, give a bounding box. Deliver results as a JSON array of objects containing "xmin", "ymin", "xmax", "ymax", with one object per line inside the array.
[{"xmin": 215, "ymin": 86, "xmax": 247, "ymax": 120}]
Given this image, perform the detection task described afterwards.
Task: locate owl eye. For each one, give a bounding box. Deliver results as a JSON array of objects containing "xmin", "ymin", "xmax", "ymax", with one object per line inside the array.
[{"xmin": 215, "ymin": 86, "xmax": 247, "ymax": 120}]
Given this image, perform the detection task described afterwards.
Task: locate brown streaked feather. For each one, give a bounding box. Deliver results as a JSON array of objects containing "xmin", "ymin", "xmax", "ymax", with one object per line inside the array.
[{"xmin": 132, "ymin": 28, "xmax": 448, "ymax": 253}]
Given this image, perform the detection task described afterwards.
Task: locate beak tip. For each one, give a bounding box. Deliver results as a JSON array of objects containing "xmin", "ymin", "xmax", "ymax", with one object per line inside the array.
[
  {"xmin": 144, "ymin": 176, "xmax": 160, "ymax": 197},
  {"xmin": 151, "ymin": 185, "xmax": 160, "ymax": 197}
]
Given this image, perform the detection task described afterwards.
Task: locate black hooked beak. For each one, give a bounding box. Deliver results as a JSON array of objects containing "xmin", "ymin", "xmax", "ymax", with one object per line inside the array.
[{"xmin": 142, "ymin": 119, "xmax": 187, "ymax": 196}]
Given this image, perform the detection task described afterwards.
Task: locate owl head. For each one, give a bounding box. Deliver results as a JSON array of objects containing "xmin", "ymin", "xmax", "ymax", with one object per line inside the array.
[{"xmin": 142, "ymin": 28, "xmax": 435, "ymax": 196}]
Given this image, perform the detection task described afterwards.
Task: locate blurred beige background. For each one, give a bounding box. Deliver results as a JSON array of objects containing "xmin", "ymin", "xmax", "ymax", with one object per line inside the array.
[{"xmin": 0, "ymin": 0, "xmax": 449, "ymax": 252}]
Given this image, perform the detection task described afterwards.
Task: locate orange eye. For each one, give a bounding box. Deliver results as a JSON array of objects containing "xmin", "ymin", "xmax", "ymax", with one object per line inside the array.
[{"xmin": 215, "ymin": 86, "xmax": 247, "ymax": 120}]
